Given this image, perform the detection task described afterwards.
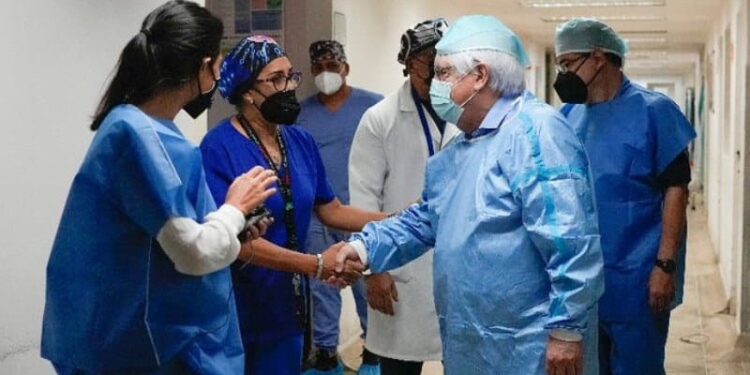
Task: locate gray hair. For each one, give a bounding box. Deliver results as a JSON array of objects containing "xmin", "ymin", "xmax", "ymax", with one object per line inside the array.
[{"xmin": 441, "ymin": 50, "xmax": 526, "ymax": 97}]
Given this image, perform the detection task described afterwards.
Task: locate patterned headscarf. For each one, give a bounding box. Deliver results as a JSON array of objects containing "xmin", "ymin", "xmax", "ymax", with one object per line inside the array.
[
  {"xmin": 397, "ymin": 18, "xmax": 449, "ymax": 64},
  {"xmin": 219, "ymin": 35, "xmax": 286, "ymax": 104},
  {"xmin": 309, "ymin": 40, "xmax": 347, "ymax": 64}
]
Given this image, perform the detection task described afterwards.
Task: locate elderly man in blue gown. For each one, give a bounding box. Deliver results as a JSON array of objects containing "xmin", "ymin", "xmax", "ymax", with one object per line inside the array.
[{"xmin": 332, "ymin": 15, "xmax": 605, "ymax": 375}]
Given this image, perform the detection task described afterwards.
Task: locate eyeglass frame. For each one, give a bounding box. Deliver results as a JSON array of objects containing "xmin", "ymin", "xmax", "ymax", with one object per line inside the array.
[
  {"xmin": 255, "ymin": 70, "xmax": 303, "ymax": 92},
  {"xmin": 555, "ymin": 53, "xmax": 591, "ymax": 74}
]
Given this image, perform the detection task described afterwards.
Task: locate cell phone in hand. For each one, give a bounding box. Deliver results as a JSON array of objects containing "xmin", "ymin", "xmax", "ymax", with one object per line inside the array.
[
  {"xmin": 246, "ymin": 207, "xmax": 272, "ymax": 227},
  {"xmin": 238, "ymin": 207, "xmax": 272, "ymax": 242}
]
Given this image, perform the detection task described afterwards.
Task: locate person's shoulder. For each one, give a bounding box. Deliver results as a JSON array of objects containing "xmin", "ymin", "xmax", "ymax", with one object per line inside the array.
[
  {"xmin": 351, "ymin": 87, "xmax": 385, "ymax": 103},
  {"xmin": 96, "ymin": 105, "xmax": 164, "ymax": 146},
  {"xmin": 300, "ymin": 94, "xmax": 320, "ymax": 108},
  {"xmin": 361, "ymin": 88, "xmax": 399, "ymax": 118},
  {"xmin": 522, "ymin": 93, "xmax": 569, "ymax": 127},
  {"xmin": 200, "ymin": 118, "xmax": 236, "ymax": 148},
  {"xmin": 284, "ymin": 125, "xmax": 316, "ymax": 146},
  {"xmin": 623, "ymin": 80, "xmax": 673, "ymax": 108},
  {"xmin": 100, "ymin": 104, "xmax": 149, "ymax": 131},
  {"xmin": 625, "ymin": 82, "xmax": 686, "ymax": 120}
]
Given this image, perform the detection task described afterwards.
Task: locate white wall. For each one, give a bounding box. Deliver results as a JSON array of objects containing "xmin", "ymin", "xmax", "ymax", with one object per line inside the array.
[
  {"xmin": 0, "ymin": 1, "xmax": 207, "ymax": 372},
  {"xmin": 702, "ymin": 0, "xmax": 748, "ymax": 324}
]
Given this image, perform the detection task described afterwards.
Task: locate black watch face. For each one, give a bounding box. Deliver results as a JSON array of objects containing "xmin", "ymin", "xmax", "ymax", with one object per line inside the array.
[{"xmin": 658, "ymin": 260, "xmax": 676, "ymax": 273}]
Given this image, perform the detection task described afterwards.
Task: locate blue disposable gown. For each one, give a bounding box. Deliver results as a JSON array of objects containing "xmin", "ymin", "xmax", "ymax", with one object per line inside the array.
[
  {"xmin": 562, "ymin": 78, "xmax": 696, "ymax": 321},
  {"xmin": 41, "ymin": 105, "xmax": 243, "ymax": 374},
  {"xmin": 352, "ymin": 93, "xmax": 604, "ymax": 374}
]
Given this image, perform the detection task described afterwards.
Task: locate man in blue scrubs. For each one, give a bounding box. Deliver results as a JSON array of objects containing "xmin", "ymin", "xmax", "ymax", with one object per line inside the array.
[
  {"xmin": 297, "ymin": 40, "xmax": 383, "ymax": 375},
  {"xmin": 554, "ymin": 18, "xmax": 696, "ymax": 375}
]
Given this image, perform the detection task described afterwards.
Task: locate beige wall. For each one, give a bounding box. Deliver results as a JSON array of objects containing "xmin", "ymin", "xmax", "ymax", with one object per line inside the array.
[{"xmin": 333, "ymin": 0, "xmax": 548, "ymax": 98}]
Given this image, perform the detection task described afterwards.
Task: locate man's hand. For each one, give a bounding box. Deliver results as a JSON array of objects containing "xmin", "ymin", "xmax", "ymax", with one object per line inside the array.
[
  {"xmin": 546, "ymin": 336, "xmax": 583, "ymax": 375},
  {"xmin": 366, "ymin": 273, "xmax": 398, "ymax": 316},
  {"xmin": 319, "ymin": 243, "xmax": 364, "ymax": 284},
  {"xmin": 649, "ymin": 266, "xmax": 676, "ymax": 313}
]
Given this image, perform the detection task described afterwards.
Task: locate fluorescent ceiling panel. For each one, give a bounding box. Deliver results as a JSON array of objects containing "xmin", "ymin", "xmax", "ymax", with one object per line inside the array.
[
  {"xmin": 521, "ymin": 0, "xmax": 665, "ymax": 8},
  {"xmin": 625, "ymin": 37, "xmax": 668, "ymax": 43},
  {"xmin": 540, "ymin": 15, "xmax": 666, "ymax": 22}
]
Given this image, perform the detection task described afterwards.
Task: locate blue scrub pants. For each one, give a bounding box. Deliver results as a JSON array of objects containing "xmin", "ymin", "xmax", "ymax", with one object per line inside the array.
[
  {"xmin": 244, "ymin": 334, "xmax": 304, "ymax": 375},
  {"xmin": 599, "ymin": 313, "xmax": 671, "ymax": 375},
  {"xmin": 307, "ymin": 218, "xmax": 368, "ymax": 352},
  {"xmin": 53, "ymin": 357, "xmax": 197, "ymax": 375}
]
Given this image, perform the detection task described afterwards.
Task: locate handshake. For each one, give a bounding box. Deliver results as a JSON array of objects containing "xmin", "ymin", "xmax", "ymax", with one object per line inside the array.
[{"xmin": 315, "ymin": 242, "xmax": 366, "ymax": 288}]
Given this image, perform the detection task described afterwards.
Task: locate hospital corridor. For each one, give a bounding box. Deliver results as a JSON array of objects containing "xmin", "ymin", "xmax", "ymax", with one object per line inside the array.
[{"xmin": 2, "ymin": 0, "xmax": 750, "ymax": 374}]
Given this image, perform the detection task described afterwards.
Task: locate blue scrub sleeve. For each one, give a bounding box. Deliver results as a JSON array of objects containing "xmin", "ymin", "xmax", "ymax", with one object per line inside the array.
[
  {"xmin": 649, "ymin": 98, "xmax": 696, "ymax": 174},
  {"xmin": 512, "ymin": 113, "xmax": 604, "ymax": 332},
  {"xmin": 200, "ymin": 142, "xmax": 234, "ymax": 206},
  {"xmin": 351, "ymin": 201, "xmax": 435, "ymax": 274},
  {"xmin": 111, "ymin": 121, "xmax": 186, "ymax": 237}
]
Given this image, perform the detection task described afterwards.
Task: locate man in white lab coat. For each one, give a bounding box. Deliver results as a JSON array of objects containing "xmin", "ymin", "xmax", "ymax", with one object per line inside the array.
[{"xmin": 348, "ymin": 18, "xmax": 459, "ymax": 375}]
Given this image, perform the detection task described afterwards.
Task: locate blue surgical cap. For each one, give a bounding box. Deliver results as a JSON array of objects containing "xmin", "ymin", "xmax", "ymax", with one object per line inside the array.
[
  {"xmin": 555, "ymin": 18, "xmax": 629, "ymax": 58},
  {"xmin": 219, "ymin": 35, "xmax": 286, "ymax": 104},
  {"xmin": 435, "ymin": 15, "xmax": 531, "ymax": 68}
]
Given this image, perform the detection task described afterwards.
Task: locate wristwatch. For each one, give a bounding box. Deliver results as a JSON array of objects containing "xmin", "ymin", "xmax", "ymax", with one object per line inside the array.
[{"xmin": 655, "ymin": 258, "xmax": 677, "ymax": 274}]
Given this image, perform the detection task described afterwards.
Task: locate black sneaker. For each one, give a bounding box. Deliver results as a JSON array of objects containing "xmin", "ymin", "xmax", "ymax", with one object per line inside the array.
[
  {"xmin": 361, "ymin": 347, "xmax": 380, "ymax": 366},
  {"xmin": 307, "ymin": 347, "xmax": 340, "ymax": 371}
]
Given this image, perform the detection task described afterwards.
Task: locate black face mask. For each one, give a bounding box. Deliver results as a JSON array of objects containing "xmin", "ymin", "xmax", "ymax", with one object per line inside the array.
[
  {"xmin": 183, "ymin": 80, "xmax": 217, "ymax": 119},
  {"xmin": 553, "ymin": 56, "xmax": 602, "ymax": 104},
  {"xmin": 256, "ymin": 90, "xmax": 301, "ymax": 125}
]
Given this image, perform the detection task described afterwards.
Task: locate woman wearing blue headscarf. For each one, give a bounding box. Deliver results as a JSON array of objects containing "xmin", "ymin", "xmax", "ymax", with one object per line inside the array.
[
  {"xmin": 200, "ymin": 36, "xmax": 387, "ymax": 375},
  {"xmin": 41, "ymin": 2, "xmax": 279, "ymax": 374}
]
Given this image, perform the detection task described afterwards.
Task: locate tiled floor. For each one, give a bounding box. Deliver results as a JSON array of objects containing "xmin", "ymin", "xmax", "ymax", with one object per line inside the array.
[{"xmin": 343, "ymin": 208, "xmax": 750, "ymax": 374}]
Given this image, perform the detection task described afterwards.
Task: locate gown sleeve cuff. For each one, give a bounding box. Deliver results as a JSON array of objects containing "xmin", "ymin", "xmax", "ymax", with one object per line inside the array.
[
  {"xmin": 348, "ymin": 240, "xmax": 369, "ymax": 267},
  {"xmin": 549, "ymin": 328, "xmax": 583, "ymax": 342}
]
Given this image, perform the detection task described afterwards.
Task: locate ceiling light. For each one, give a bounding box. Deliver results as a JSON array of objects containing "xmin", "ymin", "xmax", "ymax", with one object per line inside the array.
[
  {"xmin": 619, "ymin": 30, "xmax": 668, "ymax": 35},
  {"xmin": 627, "ymin": 51, "xmax": 668, "ymax": 59},
  {"xmin": 521, "ymin": 0, "xmax": 665, "ymax": 8},
  {"xmin": 625, "ymin": 37, "xmax": 668, "ymax": 43},
  {"xmin": 540, "ymin": 15, "xmax": 666, "ymax": 22}
]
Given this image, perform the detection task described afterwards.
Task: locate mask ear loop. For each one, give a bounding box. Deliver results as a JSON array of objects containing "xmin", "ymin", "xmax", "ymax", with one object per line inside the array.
[
  {"xmin": 198, "ymin": 57, "xmax": 217, "ymax": 94},
  {"xmin": 571, "ymin": 54, "xmax": 603, "ymax": 87},
  {"xmin": 584, "ymin": 57, "xmax": 605, "ymax": 87},
  {"xmin": 447, "ymin": 62, "xmax": 482, "ymax": 107}
]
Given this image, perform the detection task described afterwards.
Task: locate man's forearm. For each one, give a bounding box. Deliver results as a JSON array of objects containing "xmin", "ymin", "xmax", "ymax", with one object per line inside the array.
[{"xmin": 658, "ymin": 185, "xmax": 689, "ymax": 259}]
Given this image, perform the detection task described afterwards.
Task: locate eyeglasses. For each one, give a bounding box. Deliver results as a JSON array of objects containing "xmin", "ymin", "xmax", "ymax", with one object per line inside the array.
[
  {"xmin": 433, "ymin": 59, "xmax": 480, "ymax": 82},
  {"xmin": 555, "ymin": 54, "xmax": 590, "ymax": 74},
  {"xmin": 256, "ymin": 71, "xmax": 303, "ymax": 91}
]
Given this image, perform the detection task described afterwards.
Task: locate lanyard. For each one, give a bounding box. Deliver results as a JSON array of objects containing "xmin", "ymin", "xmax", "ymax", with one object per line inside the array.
[
  {"xmin": 411, "ymin": 87, "xmax": 436, "ymax": 157},
  {"xmin": 236, "ymin": 115, "xmax": 308, "ymax": 331},
  {"xmin": 237, "ymin": 115, "xmax": 297, "ymax": 249}
]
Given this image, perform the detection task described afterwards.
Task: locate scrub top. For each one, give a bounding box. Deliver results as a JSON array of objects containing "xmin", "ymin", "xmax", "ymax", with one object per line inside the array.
[
  {"xmin": 42, "ymin": 105, "xmax": 243, "ymax": 374},
  {"xmin": 200, "ymin": 120, "xmax": 335, "ymax": 344}
]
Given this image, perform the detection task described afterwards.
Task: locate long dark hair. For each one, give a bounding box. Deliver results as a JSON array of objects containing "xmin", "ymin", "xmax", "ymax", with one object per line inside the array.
[{"xmin": 90, "ymin": 0, "xmax": 223, "ymax": 130}]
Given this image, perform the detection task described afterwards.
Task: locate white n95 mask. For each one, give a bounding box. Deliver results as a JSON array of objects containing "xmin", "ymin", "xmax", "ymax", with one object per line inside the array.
[{"xmin": 314, "ymin": 72, "xmax": 344, "ymax": 95}]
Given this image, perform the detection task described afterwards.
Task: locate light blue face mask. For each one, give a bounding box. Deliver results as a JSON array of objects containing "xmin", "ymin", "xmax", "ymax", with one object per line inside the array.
[{"xmin": 429, "ymin": 71, "xmax": 478, "ymax": 124}]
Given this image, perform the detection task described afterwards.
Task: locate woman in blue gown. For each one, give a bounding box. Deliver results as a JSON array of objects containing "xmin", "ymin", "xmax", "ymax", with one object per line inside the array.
[{"xmin": 41, "ymin": 2, "xmax": 282, "ymax": 374}]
